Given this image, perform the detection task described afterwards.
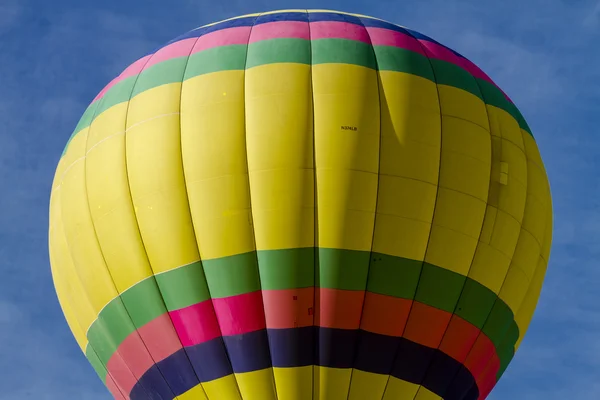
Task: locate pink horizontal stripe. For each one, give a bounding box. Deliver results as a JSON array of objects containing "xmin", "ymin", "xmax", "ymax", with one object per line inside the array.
[
  {"xmin": 191, "ymin": 26, "xmax": 251, "ymax": 54},
  {"xmin": 476, "ymin": 356, "xmax": 500, "ymax": 399},
  {"xmin": 106, "ymin": 314, "xmax": 185, "ymax": 384},
  {"xmin": 314, "ymin": 288, "xmax": 365, "ymax": 329},
  {"xmin": 107, "ymin": 314, "xmax": 182, "ymax": 382},
  {"xmin": 145, "ymin": 38, "xmax": 197, "ymax": 69},
  {"xmin": 262, "ymin": 287, "xmax": 314, "ymax": 328},
  {"xmin": 213, "ymin": 290, "xmax": 267, "ymax": 336},
  {"xmin": 464, "ymin": 333, "xmax": 496, "ymax": 379},
  {"xmin": 366, "ymin": 27, "xmax": 425, "ymax": 55},
  {"xmin": 139, "ymin": 314, "xmax": 185, "ymax": 361},
  {"xmin": 250, "ymin": 21, "xmax": 310, "ymax": 42},
  {"xmin": 109, "ymin": 333, "xmax": 154, "ymax": 383},
  {"xmin": 310, "ymin": 21, "xmax": 371, "ymax": 43},
  {"xmin": 93, "ymin": 55, "xmax": 151, "ymax": 102},
  {"xmin": 170, "ymin": 300, "xmax": 221, "ymax": 347},
  {"xmin": 105, "ymin": 351, "xmax": 140, "ymax": 396},
  {"xmin": 106, "ymin": 373, "xmax": 128, "ymax": 400}
]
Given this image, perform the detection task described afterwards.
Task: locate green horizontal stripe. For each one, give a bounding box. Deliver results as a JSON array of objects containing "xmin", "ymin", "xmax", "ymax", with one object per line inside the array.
[
  {"xmin": 373, "ymin": 45, "xmax": 435, "ymax": 81},
  {"xmin": 312, "ymin": 38, "xmax": 377, "ymax": 68},
  {"xmin": 85, "ymin": 347, "xmax": 107, "ymax": 383},
  {"xmin": 258, "ymin": 248, "xmax": 315, "ymax": 290},
  {"xmin": 203, "ymin": 252, "xmax": 262, "ymax": 298},
  {"xmin": 155, "ymin": 261, "xmax": 211, "ymax": 310},
  {"xmin": 183, "ymin": 44, "xmax": 248, "ymax": 79},
  {"xmin": 63, "ymin": 38, "xmax": 532, "ymax": 158},
  {"xmin": 246, "ymin": 38, "xmax": 311, "ymax": 68}
]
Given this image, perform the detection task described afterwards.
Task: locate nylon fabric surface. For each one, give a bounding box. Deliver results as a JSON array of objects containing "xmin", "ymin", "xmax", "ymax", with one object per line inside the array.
[{"xmin": 48, "ymin": 9, "xmax": 553, "ymax": 400}]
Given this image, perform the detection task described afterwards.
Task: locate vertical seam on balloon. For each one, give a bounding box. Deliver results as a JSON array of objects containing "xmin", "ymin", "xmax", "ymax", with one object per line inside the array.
[
  {"xmin": 378, "ymin": 26, "xmax": 445, "ymax": 400},
  {"xmin": 175, "ymin": 34, "xmax": 245, "ymax": 400},
  {"xmin": 241, "ymin": 12, "xmax": 280, "ymax": 400},
  {"xmin": 342, "ymin": 17, "xmax": 383, "ymax": 400},
  {"xmin": 49, "ymin": 219, "xmax": 129, "ymax": 399},
  {"xmin": 78, "ymin": 53, "xmax": 161, "ymax": 400},
  {"xmin": 463, "ymin": 124, "xmax": 548, "ymax": 397},
  {"xmin": 306, "ymin": 9, "xmax": 318, "ymax": 400},
  {"xmin": 440, "ymin": 83, "xmax": 531, "ymax": 399},
  {"xmin": 411, "ymin": 52, "xmax": 497, "ymax": 399},
  {"xmin": 168, "ymin": 31, "xmax": 216, "ymax": 400}
]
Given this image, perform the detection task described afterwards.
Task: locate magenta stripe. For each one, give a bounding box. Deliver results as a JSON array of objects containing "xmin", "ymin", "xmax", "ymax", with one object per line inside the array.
[
  {"xmin": 417, "ymin": 41, "xmax": 494, "ymax": 83},
  {"xmin": 366, "ymin": 27, "xmax": 425, "ymax": 55},
  {"xmin": 92, "ymin": 55, "xmax": 151, "ymax": 101},
  {"xmin": 212, "ymin": 291, "xmax": 267, "ymax": 336},
  {"xmin": 169, "ymin": 300, "xmax": 221, "ymax": 347},
  {"xmin": 145, "ymin": 38, "xmax": 197, "ymax": 69},
  {"xmin": 310, "ymin": 21, "xmax": 371, "ymax": 43},
  {"xmin": 191, "ymin": 26, "xmax": 252, "ymax": 54},
  {"xmin": 417, "ymin": 39, "xmax": 513, "ymax": 101},
  {"xmin": 250, "ymin": 21, "xmax": 310, "ymax": 42}
]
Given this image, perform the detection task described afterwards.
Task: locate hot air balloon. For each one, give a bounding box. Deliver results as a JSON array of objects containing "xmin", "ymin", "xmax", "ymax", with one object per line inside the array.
[{"xmin": 48, "ymin": 9, "xmax": 553, "ymax": 400}]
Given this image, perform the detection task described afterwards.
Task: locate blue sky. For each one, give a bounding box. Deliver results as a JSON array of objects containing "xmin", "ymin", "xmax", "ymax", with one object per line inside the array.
[{"xmin": 0, "ymin": 0, "xmax": 598, "ymax": 398}]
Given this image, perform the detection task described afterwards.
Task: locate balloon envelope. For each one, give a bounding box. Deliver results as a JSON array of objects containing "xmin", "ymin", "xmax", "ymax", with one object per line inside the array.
[{"xmin": 49, "ymin": 9, "xmax": 553, "ymax": 400}]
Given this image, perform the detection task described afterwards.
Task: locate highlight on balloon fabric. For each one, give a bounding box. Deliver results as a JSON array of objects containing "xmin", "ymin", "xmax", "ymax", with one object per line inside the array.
[{"xmin": 48, "ymin": 9, "xmax": 553, "ymax": 400}]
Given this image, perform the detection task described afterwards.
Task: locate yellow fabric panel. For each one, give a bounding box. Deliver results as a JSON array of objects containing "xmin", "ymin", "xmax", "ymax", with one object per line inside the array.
[
  {"xmin": 86, "ymin": 101, "xmax": 153, "ymax": 292},
  {"xmin": 372, "ymin": 71, "xmax": 440, "ymax": 260},
  {"xmin": 382, "ymin": 377, "xmax": 419, "ymax": 400},
  {"xmin": 469, "ymin": 242, "xmax": 512, "ymax": 294},
  {"xmin": 125, "ymin": 83, "xmax": 200, "ymax": 273},
  {"xmin": 540, "ymin": 180, "xmax": 553, "ymax": 263},
  {"xmin": 272, "ymin": 367, "xmax": 313, "ymax": 400},
  {"xmin": 425, "ymin": 115, "xmax": 490, "ymax": 275},
  {"xmin": 499, "ymin": 263, "xmax": 530, "ymax": 313},
  {"xmin": 313, "ymin": 366, "xmax": 351, "ymax": 400},
  {"xmin": 489, "ymin": 210, "xmax": 521, "ymax": 259},
  {"xmin": 201, "ymin": 375, "xmax": 243, "ymax": 400},
  {"xmin": 245, "ymin": 63, "xmax": 315, "ymax": 251},
  {"xmin": 522, "ymin": 130, "xmax": 545, "ymax": 172},
  {"xmin": 234, "ymin": 368, "xmax": 277, "ymax": 400},
  {"xmin": 437, "ymin": 118, "xmax": 490, "ymax": 200},
  {"xmin": 50, "ymin": 186, "xmax": 104, "ymax": 356},
  {"xmin": 486, "ymin": 105, "xmax": 525, "ymax": 151},
  {"xmin": 437, "ymin": 85, "xmax": 489, "ymax": 130},
  {"xmin": 180, "ymin": 71, "xmax": 255, "ymax": 260},
  {"xmin": 59, "ymin": 128, "xmax": 118, "ymax": 314},
  {"xmin": 425, "ymin": 100, "xmax": 491, "ymax": 274},
  {"xmin": 414, "ymin": 386, "xmax": 442, "ymax": 400},
  {"xmin": 467, "ymin": 101, "xmax": 528, "ymax": 297},
  {"xmin": 312, "ymin": 63, "xmax": 380, "ymax": 252},
  {"xmin": 177, "ymin": 383, "xmax": 209, "ymax": 400},
  {"xmin": 347, "ymin": 370, "xmax": 387, "ymax": 400},
  {"xmin": 497, "ymin": 160, "xmax": 527, "ymax": 224},
  {"xmin": 515, "ymin": 256, "xmax": 547, "ymax": 349},
  {"xmin": 49, "ymin": 220, "xmax": 88, "ymax": 352}
]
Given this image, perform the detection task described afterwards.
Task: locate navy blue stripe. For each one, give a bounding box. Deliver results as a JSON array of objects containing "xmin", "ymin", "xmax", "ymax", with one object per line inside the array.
[
  {"xmin": 359, "ymin": 16, "xmax": 409, "ymax": 34},
  {"xmin": 130, "ymin": 328, "xmax": 479, "ymax": 399},
  {"xmin": 256, "ymin": 12, "xmax": 309, "ymax": 24},
  {"xmin": 308, "ymin": 11, "xmax": 363, "ymax": 25},
  {"xmin": 222, "ymin": 329, "xmax": 273, "ymax": 373},
  {"xmin": 130, "ymin": 348, "xmax": 198, "ymax": 400},
  {"xmin": 186, "ymin": 336, "xmax": 233, "ymax": 382}
]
